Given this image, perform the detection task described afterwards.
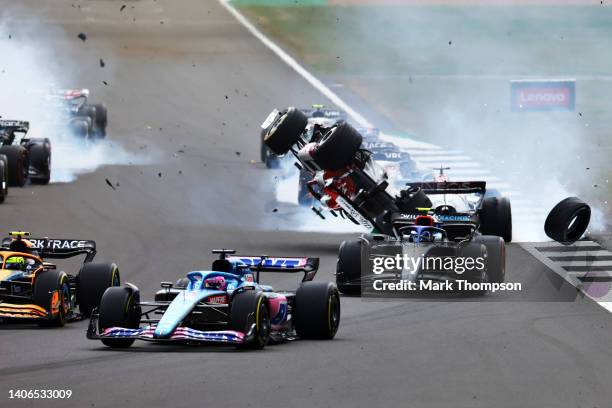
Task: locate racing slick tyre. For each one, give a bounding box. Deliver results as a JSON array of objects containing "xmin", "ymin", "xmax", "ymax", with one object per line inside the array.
[
  {"xmin": 28, "ymin": 140, "xmax": 51, "ymax": 185},
  {"xmin": 544, "ymin": 197, "xmax": 591, "ymax": 244},
  {"xmin": 0, "ymin": 159, "xmax": 5, "ymax": 203},
  {"xmin": 473, "ymin": 235, "xmax": 505, "ymax": 284},
  {"xmin": 0, "ymin": 154, "xmax": 8, "ymax": 198},
  {"xmin": 33, "ymin": 270, "xmax": 70, "ymax": 327},
  {"xmin": 69, "ymin": 118, "xmax": 92, "ymax": 140},
  {"xmin": 78, "ymin": 262, "xmax": 121, "ymax": 317},
  {"xmin": 230, "ymin": 290, "xmax": 270, "ymax": 349},
  {"xmin": 459, "ymin": 242, "xmax": 488, "ymax": 297},
  {"xmin": 294, "ymin": 282, "xmax": 340, "ymax": 339},
  {"xmin": 336, "ymin": 240, "xmax": 363, "ymax": 295},
  {"xmin": 0, "ymin": 145, "xmax": 28, "ymax": 187},
  {"xmin": 480, "ymin": 196, "xmax": 512, "ymax": 243},
  {"xmin": 312, "ymin": 122, "xmax": 363, "ymax": 171},
  {"xmin": 93, "ymin": 104, "xmax": 107, "ymax": 138},
  {"xmin": 264, "ymin": 107, "xmax": 308, "ymax": 155},
  {"xmin": 98, "ymin": 287, "xmax": 141, "ymax": 348}
]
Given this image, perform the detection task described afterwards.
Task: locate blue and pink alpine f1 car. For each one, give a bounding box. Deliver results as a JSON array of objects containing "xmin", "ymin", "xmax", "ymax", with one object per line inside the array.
[{"xmin": 87, "ymin": 249, "xmax": 340, "ymax": 349}]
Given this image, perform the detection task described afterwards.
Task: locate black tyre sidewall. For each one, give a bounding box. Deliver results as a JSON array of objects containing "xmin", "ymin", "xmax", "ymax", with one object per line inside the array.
[
  {"xmin": 544, "ymin": 197, "xmax": 591, "ymax": 244},
  {"xmin": 480, "ymin": 196, "xmax": 512, "ymax": 243},
  {"xmin": 28, "ymin": 142, "xmax": 51, "ymax": 184},
  {"xmin": 336, "ymin": 240, "xmax": 362, "ymax": 295},
  {"xmin": 473, "ymin": 235, "xmax": 505, "ymax": 283},
  {"xmin": 294, "ymin": 282, "xmax": 340, "ymax": 339},
  {"xmin": 230, "ymin": 290, "xmax": 270, "ymax": 349},
  {"xmin": 78, "ymin": 262, "xmax": 120, "ymax": 317},
  {"xmin": 99, "ymin": 286, "xmax": 139, "ymax": 347},
  {"xmin": 33, "ymin": 270, "xmax": 69, "ymax": 326},
  {"xmin": 263, "ymin": 108, "xmax": 308, "ymax": 155},
  {"xmin": 0, "ymin": 145, "xmax": 29, "ymax": 187},
  {"xmin": 312, "ymin": 122, "xmax": 363, "ymax": 171}
]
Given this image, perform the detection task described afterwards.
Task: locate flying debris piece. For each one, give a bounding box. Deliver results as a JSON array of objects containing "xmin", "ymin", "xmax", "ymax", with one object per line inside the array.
[
  {"xmin": 272, "ymin": 208, "xmax": 278, "ymax": 213},
  {"xmin": 105, "ymin": 178, "xmax": 116, "ymax": 190},
  {"xmin": 77, "ymin": 32, "xmax": 87, "ymax": 42},
  {"xmin": 235, "ymin": 151, "xmax": 241, "ymax": 157},
  {"xmin": 120, "ymin": 5, "xmax": 126, "ymax": 11},
  {"xmin": 99, "ymin": 58, "xmax": 105, "ymax": 68},
  {"xmin": 158, "ymin": 172, "xmax": 162, "ymax": 178}
]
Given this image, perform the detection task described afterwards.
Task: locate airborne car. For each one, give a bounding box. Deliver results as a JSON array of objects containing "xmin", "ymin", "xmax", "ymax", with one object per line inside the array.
[
  {"xmin": 262, "ymin": 107, "xmax": 514, "ymax": 295},
  {"xmin": 0, "ymin": 232, "xmax": 121, "ymax": 326},
  {"xmin": 260, "ymin": 104, "xmax": 347, "ymax": 169},
  {"xmin": 0, "ymin": 120, "xmax": 51, "ymax": 186},
  {"xmin": 87, "ymin": 249, "xmax": 340, "ymax": 349},
  {"xmin": 47, "ymin": 89, "xmax": 108, "ymax": 140}
]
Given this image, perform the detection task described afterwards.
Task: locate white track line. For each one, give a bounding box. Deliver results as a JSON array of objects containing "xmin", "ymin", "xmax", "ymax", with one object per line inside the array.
[{"xmin": 218, "ymin": 0, "xmax": 373, "ymax": 128}]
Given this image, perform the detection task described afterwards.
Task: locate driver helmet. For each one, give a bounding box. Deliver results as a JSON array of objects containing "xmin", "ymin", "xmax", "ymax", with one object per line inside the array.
[
  {"xmin": 5, "ymin": 256, "xmax": 26, "ymax": 271},
  {"xmin": 204, "ymin": 276, "xmax": 227, "ymax": 290}
]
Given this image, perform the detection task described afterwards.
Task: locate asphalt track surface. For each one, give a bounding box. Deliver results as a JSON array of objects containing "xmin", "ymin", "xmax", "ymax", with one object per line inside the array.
[{"xmin": 1, "ymin": 1, "xmax": 612, "ymax": 407}]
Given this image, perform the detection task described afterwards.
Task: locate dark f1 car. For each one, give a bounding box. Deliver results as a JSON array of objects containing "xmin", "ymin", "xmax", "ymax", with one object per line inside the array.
[
  {"xmin": 260, "ymin": 104, "xmax": 347, "ymax": 169},
  {"xmin": 87, "ymin": 249, "xmax": 340, "ymax": 349},
  {"xmin": 262, "ymin": 107, "xmax": 511, "ymax": 239},
  {"xmin": 0, "ymin": 232, "xmax": 121, "ymax": 326},
  {"xmin": 0, "ymin": 120, "xmax": 51, "ymax": 186},
  {"xmin": 47, "ymin": 89, "xmax": 108, "ymax": 139}
]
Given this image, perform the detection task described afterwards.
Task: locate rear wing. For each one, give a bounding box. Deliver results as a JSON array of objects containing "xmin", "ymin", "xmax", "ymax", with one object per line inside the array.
[
  {"xmin": 406, "ymin": 181, "xmax": 487, "ymax": 195},
  {"xmin": 0, "ymin": 120, "xmax": 29, "ymax": 133},
  {"xmin": 1, "ymin": 237, "xmax": 97, "ymax": 262},
  {"xmin": 228, "ymin": 256, "xmax": 319, "ymax": 282},
  {"xmin": 301, "ymin": 108, "xmax": 348, "ymax": 121}
]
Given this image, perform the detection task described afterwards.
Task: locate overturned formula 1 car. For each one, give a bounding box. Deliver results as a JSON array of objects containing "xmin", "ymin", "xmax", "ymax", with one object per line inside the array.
[
  {"xmin": 87, "ymin": 249, "xmax": 340, "ymax": 349},
  {"xmin": 261, "ymin": 107, "xmax": 512, "ymax": 295}
]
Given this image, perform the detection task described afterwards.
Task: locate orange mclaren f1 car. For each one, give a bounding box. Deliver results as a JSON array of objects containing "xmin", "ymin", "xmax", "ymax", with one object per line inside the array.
[{"xmin": 0, "ymin": 231, "xmax": 120, "ymax": 326}]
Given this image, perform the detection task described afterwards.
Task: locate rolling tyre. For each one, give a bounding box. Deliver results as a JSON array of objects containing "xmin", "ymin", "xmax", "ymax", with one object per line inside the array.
[
  {"xmin": 98, "ymin": 286, "xmax": 141, "ymax": 348},
  {"xmin": 33, "ymin": 270, "xmax": 70, "ymax": 327},
  {"xmin": 312, "ymin": 122, "xmax": 363, "ymax": 170},
  {"xmin": 263, "ymin": 107, "xmax": 308, "ymax": 155},
  {"xmin": 69, "ymin": 118, "xmax": 92, "ymax": 139},
  {"xmin": 0, "ymin": 160, "xmax": 5, "ymax": 203},
  {"xmin": 0, "ymin": 154, "xmax": 8, "ymax": 197},
  {"xmin": 480, "ymin": 196, "xmax": 512, "ymax": 243},
  {"xmin": 544, "ymin": 197, "xmax": 591, "ymax": 244},
  {"xmin": 473, "ymin": 235, "xmax": 505, "ymax": 284},
  {"xmin": 0, "ymin": 145, "xmax": 28, "ymax": 187},
  {"xmin": 93, "ymin": 104, "xmax": 107, "ymax": 138},
  {"xmin": 78, "ymin": 262, "xmax": 120, "ymax": 317},
  {"xmin": 336, "ymin": 240, "xmax": 363, "ymax": 295},
  {"xmin": 459, "ymin": 242, "xmax": 488, "ymax": 296},
  {"xmin": 230, "ymin": 290, "xmax": 270, "ymax": 349},
  {"xmin": 294, "ymin": 282, "xmax": 340, "ymax": 339},
  {"xmin": 29, "ymin": 140, "xmax": 51, "ymax": 185}
]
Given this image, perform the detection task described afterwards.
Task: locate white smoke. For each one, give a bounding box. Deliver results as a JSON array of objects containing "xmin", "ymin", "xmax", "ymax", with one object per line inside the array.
[{"xmin": 0, "ymin": 9, "xmax": 148, "ymax": 184}]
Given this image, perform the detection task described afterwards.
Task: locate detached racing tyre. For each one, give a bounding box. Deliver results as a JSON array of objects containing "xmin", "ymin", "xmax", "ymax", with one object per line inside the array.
[
  {"xmin": 230, "ymin": 290, "xmax": 270, "ymax": 349},
  {"xmin": 480, "ymin": 196, "xmax": 512, "ymax": 243},
  {"xmin": 544, "ymin": 197, "xmax": 591, "ymax": 244},
  {"xmin": 33, "ymin": 270, "xmax": 70, "ymax": 327},
  {"xmin": 93, "ymin": 104, "xmax": 107, "ymax": 138},
  {"xmin": 98, "ymin": 287, "xmax": 141, "ymax": 348},
  {"xmin": 336, "ymin": 240, "xmax": 363, "ymax": 295},
  {"xmin": 78, "ymin": 262, "xmax": 121, "ymax": 317},
  {"xmin": 263, "ymin": 107, "xmax": 308, "ymax": 155},
  {"xmin": 312, "ymin": 122, "xmax": 363, "ymax": 171},
  {"xmin": 29, "ymin": 140, "xmax": 51, "ymax": 185},
  {"xmin": 473, "ymin": 235, "xmax": 505, "ymax": 284},
  {"xmin": 294, "ymin": 282, "xmax": 340, "ymax": 339},
  {"xmin": 0, "ymin": 145, "xmax": 28, "ymax": 187}
]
